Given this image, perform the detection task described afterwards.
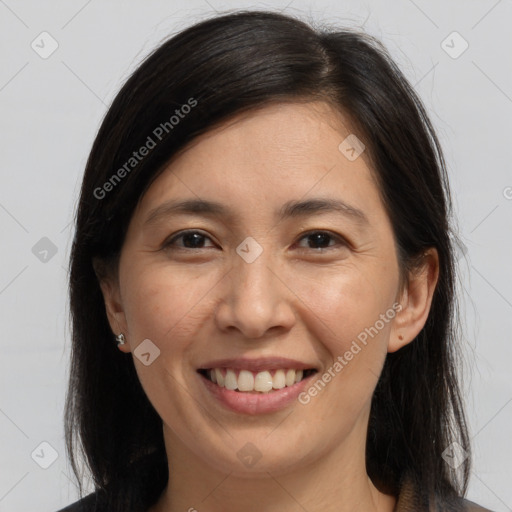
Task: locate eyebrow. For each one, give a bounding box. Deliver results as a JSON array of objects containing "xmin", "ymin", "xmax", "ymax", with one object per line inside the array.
[{"xmin": 143, "ymin": 197, "xmax": 369, "ymax": 227}]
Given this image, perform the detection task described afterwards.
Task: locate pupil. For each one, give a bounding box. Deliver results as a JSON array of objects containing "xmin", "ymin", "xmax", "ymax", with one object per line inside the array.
[
  {"xmin": 182, "ymin": 233, "xmax": 330, "ymax": 249},
  {"xmin": 183, "ymin": 233, "xmax": 204, "ymax": 248},
  {"xmin": 310, "ymin": 233, "xmax": 330, "ymax": 248}
]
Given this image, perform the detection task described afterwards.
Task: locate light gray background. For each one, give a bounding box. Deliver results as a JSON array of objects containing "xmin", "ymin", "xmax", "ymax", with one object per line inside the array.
[{"xmin": 1, "ymin": 1, "xmax": 511, "ymax": 511}]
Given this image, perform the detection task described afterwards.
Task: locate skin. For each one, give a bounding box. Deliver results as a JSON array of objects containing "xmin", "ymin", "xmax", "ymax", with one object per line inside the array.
[{"xmin": 97, "ymin": 101, "xmax": 439, "ymax": 512}]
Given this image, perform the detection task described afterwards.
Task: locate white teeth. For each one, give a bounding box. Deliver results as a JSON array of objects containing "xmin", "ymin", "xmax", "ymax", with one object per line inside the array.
[
  {"xmin": 238, "ymin": 370, "xmax": 254, "ymax": 391},
  {"xmin": 254, "ymin": 371, "xmax": 273, "ymax": 392},
  {"xmin": 214, "ymin": 368, "xmax": 224, "ymax": 387},
  {"xmin": 206, "ymin": 368, "xmax": 312, "ymax": 392},
  {"xmin": 224, "ymin": 369, "xmax": 238, "ymax": 390},
  {"xmin": 285, "ymin": 369, "xmax": 296, "ymax": 387},
  {"xmin": 272, "ymin": 369, "xmax": 286, "ymax": 389}
]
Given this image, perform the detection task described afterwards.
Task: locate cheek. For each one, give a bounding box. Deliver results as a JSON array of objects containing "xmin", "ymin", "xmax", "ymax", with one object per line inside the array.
[
  {"xmin": 293, "ymin": 263, "xmax": 396, "ymax": 396},
  {"xmin": 297, "ymin": 263, "xmax": 395, "ymax": 343},
  {"xmin": 119, "ymin": 264, "xmax": 220, "ymax": 416},
  {"xmin": 121, "ymin": 263, "xmax": 220, "ymax": 345}
]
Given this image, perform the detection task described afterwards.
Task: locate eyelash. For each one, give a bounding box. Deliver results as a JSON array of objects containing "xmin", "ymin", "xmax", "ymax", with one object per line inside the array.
[{"xmin": 163, "ymin": 229, "xmax": 348, "ymax": 252}]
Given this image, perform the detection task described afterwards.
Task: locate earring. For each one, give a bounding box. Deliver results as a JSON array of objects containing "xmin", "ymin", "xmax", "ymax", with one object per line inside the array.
[
  {"xmin": 115, "ymin": 333, "xmax": 126, "ymax": 346},
  {"xmin": 398, "ymin": 334, "xmax": 404, "ymax": 341}
]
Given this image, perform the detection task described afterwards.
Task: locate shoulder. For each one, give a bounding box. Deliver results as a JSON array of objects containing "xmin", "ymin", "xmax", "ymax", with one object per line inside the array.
[
  {"xmin": 461, "ymin": 497, "xmax": 494, "ymax": 511},
  {"xmin": 55, "ymin": 451, "xmax": 166, "ymax": 512},
  {"xmin": 395, "ymin": 473, "xmax": 495, "ymax": 512},
  {"xmin": 55, "ymin": 491, "xmax": 101, "ymax": 512}
]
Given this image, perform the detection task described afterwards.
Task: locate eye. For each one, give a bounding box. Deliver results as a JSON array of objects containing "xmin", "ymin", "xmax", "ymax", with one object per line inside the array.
[
  {"xmin": 163, "ymin": 230, "xmax": 216, "ymax": 250},
  {"xmin": 162, "ymin": 229, "xmax": 347, "ymax": 252},
  {"xmin": 295, "ymin": 230, "xmax": 347, "ymax": 251}
]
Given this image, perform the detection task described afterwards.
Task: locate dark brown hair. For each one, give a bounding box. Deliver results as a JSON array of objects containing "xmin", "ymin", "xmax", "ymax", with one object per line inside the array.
[{"xmin": 65, "ymin": 10, "xmax": 470, "ymax": 511}]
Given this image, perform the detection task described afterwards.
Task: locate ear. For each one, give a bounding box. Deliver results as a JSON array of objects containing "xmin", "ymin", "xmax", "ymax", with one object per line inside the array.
[
  {"xmin": 92, "ymin": 257, "xmax": 131, "ymax": 353},
  {"xmin": 388, "ymin": 248, "xmax": 439, "ymax": 352}
]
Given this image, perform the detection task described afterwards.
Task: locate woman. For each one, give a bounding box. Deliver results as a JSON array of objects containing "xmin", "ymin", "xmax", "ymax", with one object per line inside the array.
[{"xmin": 58, "ymin": 10, "xmax": 492, "ymax": 512}]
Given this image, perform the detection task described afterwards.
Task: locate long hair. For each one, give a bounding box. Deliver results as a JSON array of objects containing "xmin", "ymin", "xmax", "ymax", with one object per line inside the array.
[{"xmin": 65, "ymin": 10, "xmax": 470, "ymax": 511}]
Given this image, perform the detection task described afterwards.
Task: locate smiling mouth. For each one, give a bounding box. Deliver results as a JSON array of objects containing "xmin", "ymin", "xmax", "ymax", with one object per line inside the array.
[{"xmin": 197, "ymin": 368, "xmax": 318, "ymax": 393}]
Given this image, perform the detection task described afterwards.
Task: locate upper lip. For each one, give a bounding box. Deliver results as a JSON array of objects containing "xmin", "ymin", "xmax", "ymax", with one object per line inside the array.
[{"xmin": 197, "ymin": 357, "xmax": 318, "ymax": 372}]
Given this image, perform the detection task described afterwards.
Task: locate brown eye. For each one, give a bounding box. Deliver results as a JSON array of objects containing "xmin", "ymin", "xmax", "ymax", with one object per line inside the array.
[
  {"xmin": 164, "ymin": 230, "xmax": 215, "ymax": 249},
  {"xmin": 296, "ymin": 231, "xmax": 347, "ymax": 250}
]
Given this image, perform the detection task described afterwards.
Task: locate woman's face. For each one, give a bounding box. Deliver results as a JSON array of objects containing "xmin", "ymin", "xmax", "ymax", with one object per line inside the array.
[{"xmin": 104, "ymin": 101, "xmax": 410, "ymax": 477}]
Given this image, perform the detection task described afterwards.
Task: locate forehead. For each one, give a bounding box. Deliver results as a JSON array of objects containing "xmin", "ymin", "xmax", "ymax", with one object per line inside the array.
[{"xmin": 135, "ymin": 101, "xmax": 378, "ymax": 219}]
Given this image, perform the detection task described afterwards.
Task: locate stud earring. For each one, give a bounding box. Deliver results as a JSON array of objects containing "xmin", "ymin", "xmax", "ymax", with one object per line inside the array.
[
  {"xmin": 398, "ymin": 334, "xmax": 404, "ymax": 341},
  {"xmin": 115, "ymin": 333, "xmax": 126, "ymax": 346}
]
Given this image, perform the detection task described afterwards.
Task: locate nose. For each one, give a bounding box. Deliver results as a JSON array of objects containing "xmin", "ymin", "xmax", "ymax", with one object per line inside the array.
[{"xmin": 214, "ymin": 251, "xmax": 296, "ymax": 339}]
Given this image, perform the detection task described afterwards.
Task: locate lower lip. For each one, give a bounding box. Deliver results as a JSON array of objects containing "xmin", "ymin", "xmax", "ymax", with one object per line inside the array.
[{"xmin": 198, "ymin": 371, "xmax": 316, "ymax": 415}]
